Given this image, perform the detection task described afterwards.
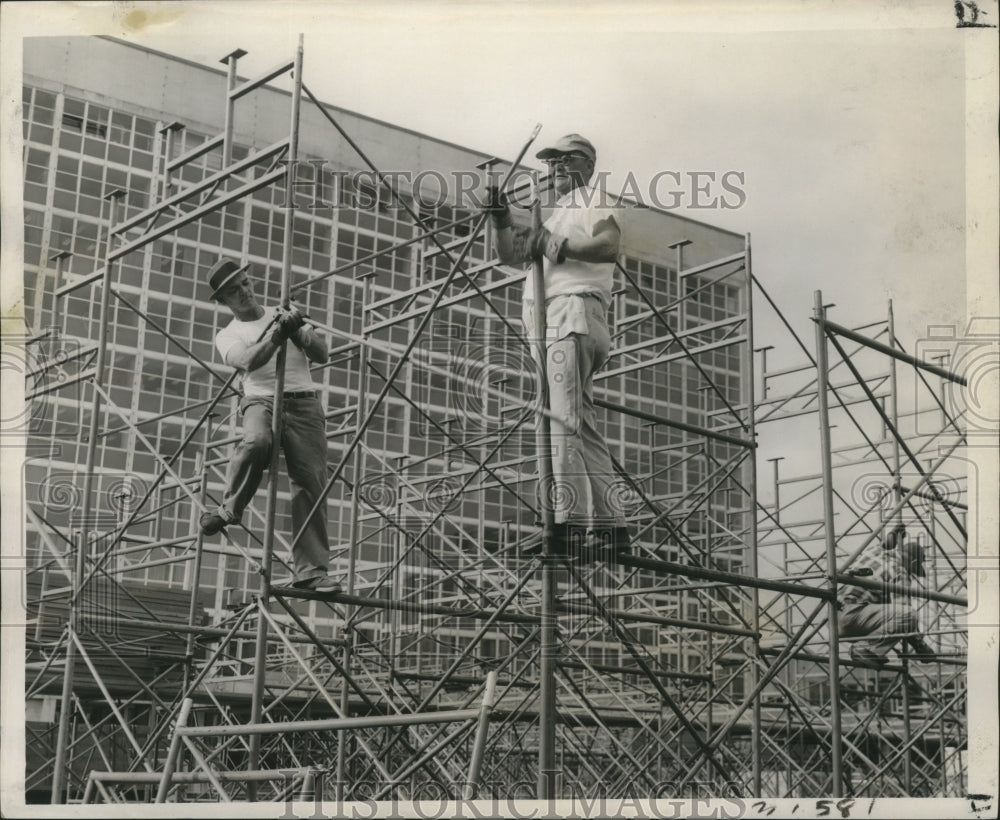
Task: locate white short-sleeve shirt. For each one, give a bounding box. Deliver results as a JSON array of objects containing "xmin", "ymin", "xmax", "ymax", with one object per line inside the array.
[
  {"xmin": 522, "ymin": 185, "xmax": 621, "ymax": 307},
  {"xmin": 216, "ymin": 314, "xmax": 316, "ymax": 399}
]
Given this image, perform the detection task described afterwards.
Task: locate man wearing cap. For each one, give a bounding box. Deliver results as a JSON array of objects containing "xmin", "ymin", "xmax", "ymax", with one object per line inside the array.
[
  {"xmin": 838, "ymin": 527, "xmax": 937, "ymax": 665},
  {"xmin": 489, "ymin": 133, "xmax": 629, "ymax": 557},
  {"xmin": 199, "ymin": 258, "xmax": 339, "ymax": 592}
]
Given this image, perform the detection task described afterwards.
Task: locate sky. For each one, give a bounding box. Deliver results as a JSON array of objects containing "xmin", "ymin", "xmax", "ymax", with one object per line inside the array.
[{"xmin": 1, "ymin": 0, "xmax": 997, "ymax": 474}]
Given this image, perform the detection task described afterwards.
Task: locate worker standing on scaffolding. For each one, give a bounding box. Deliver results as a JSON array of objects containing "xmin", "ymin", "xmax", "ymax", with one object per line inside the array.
[
  {"xmin": 839, "ymin": 526, "xmax": 937, "ymax": 665},
  {"xmin": 198, "ymin": 258, "xmax": 341, "ymax": 593},
  {"xmin": 490, "ymin": 133, "xmax": 630, "ymax": 559}
]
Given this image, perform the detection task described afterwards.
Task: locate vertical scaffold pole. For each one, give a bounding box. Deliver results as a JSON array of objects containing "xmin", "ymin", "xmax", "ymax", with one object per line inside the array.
[
  {"xmin": 155, "ymin": 697, "xmax": 193, "ymax": 803},
  {"xmin": 183, "ymin": 414, "xmax": 213, "ymax": 692},
  {"xmin": 336, "ymin": 273, "xmax": 373, "ymax": 800},
  {"xmin": 813, "ymin": 290, "xmax": 844, "ymax": 797},
  {"xmin": 887, "ymin": 299, "xmax": 913, "ymax": 792},
  {"xmin": 220, "ymin": 48, "xmax": 246, "ymax": 166},
  {"xmin": 745, "ymin": 234, "xmax": 762, "ymax": 795},
  {"xmin": 247, "ymin": 35, "xmax": 305, "ymax": 797},
  {"xmin": 50, "ymin": 188, "xmax": 125, "ymax": 804},
  {"xmin": 531, "ymin": 191, "xmax": 558, "ymax": 801}
]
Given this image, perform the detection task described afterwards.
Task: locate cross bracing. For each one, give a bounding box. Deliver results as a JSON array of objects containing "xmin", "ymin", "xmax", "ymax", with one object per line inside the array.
[{"xmin": 19, "ymin": 38, "xmax": 968, "ymax": 805}]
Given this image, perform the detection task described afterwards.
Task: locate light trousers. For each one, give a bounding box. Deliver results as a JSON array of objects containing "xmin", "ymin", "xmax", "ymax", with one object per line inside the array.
[
  {"xmin": 533, "ymin": 295, "xmax": 625, "ymax": 527},
  {"xmin": 839, "ymin": 601, "xmax": 919, "ymax": 658},
  {"xmin": 220, "ymin": 395, "xmax": 330, "ymax": 584}
]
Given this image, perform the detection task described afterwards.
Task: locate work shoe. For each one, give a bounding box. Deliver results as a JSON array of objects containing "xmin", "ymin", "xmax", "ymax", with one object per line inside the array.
[
  {"xmin": 850, "ymin": 646, "xmax": 889, "ymax": 667},
  {"xmin": 520, "ymin": 523, "xmax": 570, "ymax": 557},
  {"xmin": 593, "ymin": 526, "xmax": 633, "ymax": 562},
  {"xmin": 199, "ymin": 511, "xmax": 232, "ymax": 536},
  {"xmin": 291, "ymin": 575, "xmax": 342, "ymax": 594},
  {"xmin": 571, "ymin": 526, "xmax": 632, "ymax": 564},
  {"xmin": 906, "ymin": 637, "xmax": 938, "ymax": 661}
]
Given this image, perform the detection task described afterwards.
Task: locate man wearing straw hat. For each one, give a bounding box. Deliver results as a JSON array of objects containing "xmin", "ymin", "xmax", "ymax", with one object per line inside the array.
[
  {"xmin": 198, "ymin": 257, "xmax": 340, "ymax": 592},
  {"xmin": 489, "ymin": 133, "xmax": 630, "ymax": 559},
  {"xmin": 838, "ymin": 527, "xmax": 937, "ymax": 665}
]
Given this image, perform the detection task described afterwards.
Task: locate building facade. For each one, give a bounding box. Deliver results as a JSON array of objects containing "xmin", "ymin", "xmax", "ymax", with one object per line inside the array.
[{"xmin": 20, "ymin": 36, "xmax": 754, "ymax": 797}]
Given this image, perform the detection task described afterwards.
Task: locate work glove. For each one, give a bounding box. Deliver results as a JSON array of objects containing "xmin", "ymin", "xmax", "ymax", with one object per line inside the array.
[
  {"xmin": 485, "ymin": 185, "xmax": 513, "ymax": 231},
  {"xmin": 271, "ymin": 305, "xmax": 307, "ymax": 346},
  {"xmin": 527, "ymin": 226, "xmax": 568, "ymax": 264},
  {"xmin": 270, "ymin": 321, "xmax": 293, "ymax": 347}
]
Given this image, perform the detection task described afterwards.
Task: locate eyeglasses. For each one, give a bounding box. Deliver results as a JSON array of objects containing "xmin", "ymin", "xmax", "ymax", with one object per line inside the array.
[{"xmin": 544, "ymin": 153, "xmax": 588, "ymax": 168}]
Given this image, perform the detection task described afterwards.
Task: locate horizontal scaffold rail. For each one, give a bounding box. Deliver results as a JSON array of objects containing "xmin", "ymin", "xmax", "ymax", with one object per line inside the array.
[
  {"xmin": 88, "ymin": 768, "xmax": 314, "ymax": 785},
  {"xmin": 618, "ymin": 554, "xmax": 835, "ymax": 600},
  {"xmin": 363, "ymin": 272, "xmax": 524, "ymax": 334},
  {"xmin": 230, "ymin": 58, "xmax": 295, "ymax": 101},
  {"xmin": 271, "ymin": 586, "xmax": 538, "ymax": 625},
  {"xmin": 177, "ymin": 707, "xmax": 483, "ymax": 738},
  {"xmin": 26, "ymin": 368, "xmax": 97, "ymax": 401},
  {"xmin": 114, "ymin": 137, "xmax": 291, "ymax": 236},
  {"xmin": 556, "ymin": 659, "xmax": 711, "ymax": 684},
  {"xmin": 555, "ymin": 602, "xmax": 757, "ymax": 638},
  {"xmin": 758, "ymin": 646, "xmax": 967, "ymax": 671},
  {"xmin": 110, "ymin": 169, "xmax": 287, "ymax": 263},
  {"xmin": 166, "ymin": 133, "xmax": 224, "ymax": 173},
  {"xmin": 678, "ymin": 251, "xmax": 747, "ymax": 279},
  {"xmin": 835, "ymin": 574, "xmax": 967, "ymax": 607},
  {"xmin": 818, "ymin": 317, "xmax": 968, "ymax": 386},
  {"xmin": 599, "ymin": 334, "xmax": 748, "ymax": 381},
  {"xmin": 60, "ymin": 616, "xmax": 348, "ymax": 648},
  {"xmin": 276, "ymin": 585, "xmax": 760, "ymax": 637}
]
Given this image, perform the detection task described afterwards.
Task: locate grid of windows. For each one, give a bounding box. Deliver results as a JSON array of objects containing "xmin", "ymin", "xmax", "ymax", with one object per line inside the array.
[{"xmin": 22, "ymin": 79, "xmax": 748, "ymax": 701}]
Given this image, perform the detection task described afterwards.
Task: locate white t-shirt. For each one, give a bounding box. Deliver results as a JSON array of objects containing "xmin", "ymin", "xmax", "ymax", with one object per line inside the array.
[
  {"xmin": 216, "ymin": 313, "xmax": 316, "ymax": 399},
  {"xmin": 522, "ymin": 186, "xmax": 621, "ymax": 307}
]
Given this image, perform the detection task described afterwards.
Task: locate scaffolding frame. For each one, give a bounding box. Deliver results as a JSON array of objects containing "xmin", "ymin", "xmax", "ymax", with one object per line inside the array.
[{"xmin": 21, "ymin": 37, "xmax": 968, "ymax": 805}]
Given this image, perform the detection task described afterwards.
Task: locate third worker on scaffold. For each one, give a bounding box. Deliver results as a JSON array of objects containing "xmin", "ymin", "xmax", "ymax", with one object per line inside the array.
[{"xmin": 489, "ymin": 133, "xmax": 630, "ymax": 560}]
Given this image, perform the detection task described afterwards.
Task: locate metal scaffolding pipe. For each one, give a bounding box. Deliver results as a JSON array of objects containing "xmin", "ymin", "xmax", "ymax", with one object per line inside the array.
[
  {"xmin": 178, "ymin": 708, "xmax": 483, "ymax": 738},
  {"xmin": 745, "ymin": 234, "xmax": 763, "ymax": 794},
  {"xmin": 529, "ymin": 190, "xmax": 559, "ymax": 801},
  {"xmin": 813, "ymin": 291, "xmax": 844, "ymax": 797},
  {"xmin": 818, "ymin": 316, "xmax": 968, "ymax": 386},
  {"xmin": 463, "ymin": 671, "xmax": 498, "ymax": 799},
  {"xmin": 616, "ymin": 554, "xmax": 835, "ymax": 600},
  {"xmin": 595, "ymin": 397, "xmax": 754, "ymax": 449},
  {"xmin": 51, "ymin": 189, "xmax": 126, "ymax": 805},
  {"xmin": 248, "ymin": 36, "xmax": 303, "ymax": 794},
  {"xmin": 26, "ymin": 32, "xmax": 969, "ymax": 801},
  {"xmin": 834, "ymin": 574, "xmax": 966, "ymax": 607},
  {"xmin": 154, "ymin": 697, "xmax": 193, "ymax": 803}
]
